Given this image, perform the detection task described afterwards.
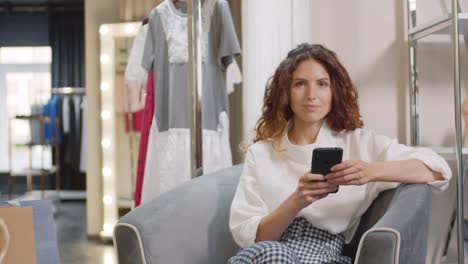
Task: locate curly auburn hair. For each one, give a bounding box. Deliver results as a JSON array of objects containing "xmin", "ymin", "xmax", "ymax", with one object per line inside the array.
[{"xmin": 254, "ymin": 43, "xmax": 363, "ymax": 143}]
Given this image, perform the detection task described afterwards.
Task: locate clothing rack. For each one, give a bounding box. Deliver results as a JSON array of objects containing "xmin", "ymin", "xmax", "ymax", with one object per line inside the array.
[
  {"xmin": 407, "ymin": 0, "xmax": 465, "ymax": 262},
  {"xmin": 51, "ymin": 86, "xmax": 86, "ymax": 191}
]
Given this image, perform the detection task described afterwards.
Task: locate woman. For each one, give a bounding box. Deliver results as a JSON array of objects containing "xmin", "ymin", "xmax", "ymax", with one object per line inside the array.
[{"xmin": 228, "ymin": 44, "xmax": 451, "ymax": 264}]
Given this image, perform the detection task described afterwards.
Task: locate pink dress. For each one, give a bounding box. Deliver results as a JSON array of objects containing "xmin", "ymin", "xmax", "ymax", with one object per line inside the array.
[{"xmin": 134, "ymin": 69, "xmax": 154, "ymax": 207}]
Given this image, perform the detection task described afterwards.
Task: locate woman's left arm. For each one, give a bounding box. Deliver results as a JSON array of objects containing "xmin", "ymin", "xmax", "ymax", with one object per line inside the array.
[
  {"xmin": 325, "ymin": 129, "xmax": 451, "ymax": 187},
  {"xmin": 326, "ymin": 159, "xmax": 444, "ymax": 185}
]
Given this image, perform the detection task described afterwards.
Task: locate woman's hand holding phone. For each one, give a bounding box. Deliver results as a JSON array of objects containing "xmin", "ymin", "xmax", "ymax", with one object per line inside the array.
[
  {"xmin": 326, "ymin": 160, "xmax": 374, "ymax": 185},
  {"xmin": 293, "ymin": 172, "xmax": 338, "ymax": 208}
]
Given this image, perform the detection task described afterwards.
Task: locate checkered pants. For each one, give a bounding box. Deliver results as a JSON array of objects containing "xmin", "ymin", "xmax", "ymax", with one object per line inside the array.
[{"xmin": 228, "ymin": 217, "xmax": 352, "ymax": 264}]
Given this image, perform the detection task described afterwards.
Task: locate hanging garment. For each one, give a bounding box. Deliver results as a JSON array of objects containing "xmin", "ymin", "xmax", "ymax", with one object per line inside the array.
[
  {"xmin": 60, "ymin": 95, "xmax": 83, "ymax": 190},
  {"xmin": 124, "ymin": 110, "xmax": 145, "ymax": 132},
  {"xmin": 140, "ymin": 0, "xmax": 240, "ymax": 204},
  {"xmin": 226, "ymin": 59, "xmax": 242, "ymax": 95},
  {"xmin": 134, "ymin": 69, "xmax": 155, "ymax": 207},
  {"xmin": 63, "ymin": 96, "xmax": 76, "ymax": 189},
  {"xmin": 115, "ymin": 74, "xmax": 128, "ymax": 113},
  {"xmin": 73, "ymin": 95, "xmax": 83, "ymax": 170},
  {"xmin": 30, "ymin": 103, "xmax": 43, "ymax": 145},
  {"xmin": 141, "ymin": 111, "xmax": 232, "ymax": 203},
  {"xmin": 125, "ymin": 24, "xmax": 148, "ymax": 112},
  {"xmin": 117, "ymin": 72, "xmax": 145, "ymax": 132},
  {"xmin": 79, "ymin": 98, "xmax": 87, "ymax": 173},
  {"xmin": 42, "ymin": 96, "xmax": 62, "ymax": 144},
  {"xmin": 61, "ymin": 96, "xmax": 70, "ymax": 133}
]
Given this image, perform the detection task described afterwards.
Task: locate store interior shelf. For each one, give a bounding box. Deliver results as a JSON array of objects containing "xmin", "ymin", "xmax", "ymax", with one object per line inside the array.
[
  {"xmin": 10, "ymin": 168, "xmax": 56, "ymax": 177},
  {"xmin": 14, "ymin": 142, "xmax": 56, "ymax": 147},
  {"xmin": 13, "ymin": 115, "xmax": 58, "ymax": 122},
  {"xmin": 9, "ymin": 112, "xmax": 61, "ymax": 199},
  {"xmin": 409, "ymin": 13, "xmax": 468, "ymax": 41},
  {"xmin": 431, "ymin": 146, "xmax": 468, "ymax": 155}
]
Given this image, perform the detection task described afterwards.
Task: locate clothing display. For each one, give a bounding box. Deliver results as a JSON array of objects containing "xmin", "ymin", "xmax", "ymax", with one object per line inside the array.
[
  {"xmin": 79, "ymin": 98, "xmax": 87, "ymax": 173},
  {"xmin": 142, "ymin": 0, "xmax": 240, "ymax": 131},
  {"xmin": 42, "ymin": 96, "xmax": 62, "ymax": 144},
  {"xmin": 134, "ymin": 69, "xmax": 155, "ymax": 207},
  {"xmin": 30, "ymin": 103, "xmax": 43, "ymax": 144},
  {"xmin": 61, "ymin": 96, "xmax": 71, "ymax": 133},
  {"xmin": 119, "ymin": 70, "xmax": 145, "ymax": 132},
  {"xmin": 139, "ymin": 0, "xmax": 241, "ymax": 204},
  {"xmin": 226, "ymin": 59, "xmax": 242, "ymax": 95},
  {"xmin": 23, "ymin": 92, "xmax": 86, "ymax": 189},
  {"xmin": 60, "ymin": 94, "xmax": 85, "ymax": 189},
  {"xmin": 125, "ymin": 24, "xmax": 148, "ymax": 113},
  {"xmin": 228, "ymin": 217, "xmax": 351, "ymax": 264},
  {"xmin": 115, "ymin": 74, "xmax": 130, "ymax": 113},
  {"xmin": 229, "ymin": 122, "xmax": 452, "ymax": 248},
  {"xmin": 124, "ymin": 110, "xmax": 145, "ymax": 132},
  {"xmin": 141, "ymin": 111, "xmax": 232, "ymax": 202}
]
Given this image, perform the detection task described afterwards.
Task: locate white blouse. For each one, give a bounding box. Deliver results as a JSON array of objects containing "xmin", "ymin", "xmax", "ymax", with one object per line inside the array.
[{"xmin": 229, "ymin": 122, "xmax": 452, "ymax": 248}]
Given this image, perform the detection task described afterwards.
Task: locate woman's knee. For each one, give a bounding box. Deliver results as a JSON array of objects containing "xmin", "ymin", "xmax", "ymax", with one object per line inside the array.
[{"xmin": 228, "ymin": 241, "xmax": 298, "ymax": 264}]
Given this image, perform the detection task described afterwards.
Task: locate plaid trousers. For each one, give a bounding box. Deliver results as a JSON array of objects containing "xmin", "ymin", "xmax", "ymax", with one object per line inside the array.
[{"xmin": 228, "ymin": 217, "xmax": 352, "ymax": 264}]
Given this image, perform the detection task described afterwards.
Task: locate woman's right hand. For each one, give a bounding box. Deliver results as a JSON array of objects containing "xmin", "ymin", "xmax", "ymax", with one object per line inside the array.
[
  {"xmin": 255, "ymin": 172, "xmax": 337, "ymax": 243},
  {"xmin": 293, "ymin": 172, "xmax": 338, "ymax": 208}
]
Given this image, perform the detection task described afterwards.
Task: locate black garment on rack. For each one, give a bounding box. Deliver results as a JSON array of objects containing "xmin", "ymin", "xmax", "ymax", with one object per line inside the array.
[{"xmin": 58, "ymin": 95, "xmax": 85, "ymax": 190}]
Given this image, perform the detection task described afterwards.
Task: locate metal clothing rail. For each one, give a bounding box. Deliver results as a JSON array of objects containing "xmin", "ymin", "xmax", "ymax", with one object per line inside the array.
[
  {"xmin": 407, "ymin": 0, "xmax": 464, "ymax": 263},
  {"xmin": 187, "ymin": 0, "xmax": 203, "ymax": 178},
  {"xmin": 52, "ymin": 87, "xmax": 86, "ymax": 95}
]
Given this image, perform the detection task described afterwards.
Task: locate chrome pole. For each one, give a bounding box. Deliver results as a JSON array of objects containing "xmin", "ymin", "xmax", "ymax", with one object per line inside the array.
[
  {"xmin": 452, "ymin": 0, "xmax": 464, "ymax": 263},
  {"xmin": 407, "ymin": 0, "xmax": 419, "ymax": 147},
  {"xmin": 188, "ymin": 0, "xmax": 203, "ymax": 178}
]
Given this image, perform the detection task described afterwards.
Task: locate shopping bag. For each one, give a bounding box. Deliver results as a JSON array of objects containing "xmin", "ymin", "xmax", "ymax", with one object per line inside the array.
[
  {"xmin": 0, "ymin": 218, "xmax": 10, "ymax": 263},
  {"xmin": 0, "ymin": 206, "xmax": 37, "ymax": 264},
  {"xmin": 19, "ymin": 200, "xmax": 60, "ymax": 264}
]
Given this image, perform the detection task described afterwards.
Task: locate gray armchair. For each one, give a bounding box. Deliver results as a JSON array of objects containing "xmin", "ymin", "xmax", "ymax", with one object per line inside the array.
[{"xmin": 114, "ymin": 165, "xmax": 432, "ymax": 264}]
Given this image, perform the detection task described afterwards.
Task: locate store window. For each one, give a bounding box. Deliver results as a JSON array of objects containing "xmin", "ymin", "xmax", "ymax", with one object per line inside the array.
[
  {"xmin": 0, "ymin": 47, "xmax": 52, "ymax": 173},
  {"xmin": 0, "ymin": 47, "xmax": 52, "ymax": 64}
]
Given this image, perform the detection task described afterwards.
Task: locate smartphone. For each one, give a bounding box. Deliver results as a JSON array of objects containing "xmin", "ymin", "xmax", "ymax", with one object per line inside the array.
[{"xmin": 311, "ymin": 147, "xmax": 343, "ymax": 193}]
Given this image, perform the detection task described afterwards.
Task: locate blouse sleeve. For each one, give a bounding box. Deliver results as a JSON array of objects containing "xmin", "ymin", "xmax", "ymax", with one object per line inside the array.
[
  {"xmin": 215, "ymin": 0, "xmax": 241, "ymax": 70},
  {"xmin": 141, "ymin": 10, "xmax": 157, "ymax": 72},
  {"xmin": 368, "ymin": 130, "xmax": 452, "ymax": 192},
  {"xmin": 229, "ymin": 148, "xmax": 268, "ymax": 248}
]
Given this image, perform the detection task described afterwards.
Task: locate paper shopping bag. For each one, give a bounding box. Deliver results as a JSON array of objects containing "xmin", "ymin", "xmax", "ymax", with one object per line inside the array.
[{"xmin": 0, "ymin": 206, "xmax": 37, "ymax": 264}]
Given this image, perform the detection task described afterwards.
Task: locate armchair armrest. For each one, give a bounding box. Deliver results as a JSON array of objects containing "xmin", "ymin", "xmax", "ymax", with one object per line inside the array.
[{"xmin": 354, "ymin": 184, "xmax": 432, "ymax": 264}]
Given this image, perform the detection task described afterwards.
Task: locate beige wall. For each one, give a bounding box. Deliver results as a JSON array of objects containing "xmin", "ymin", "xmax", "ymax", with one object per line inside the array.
[
  {"xmin": 309, "ymin": 0, "xmax": 468, "ymax": 146},
  {"xmin": 309, "ymin": 0, "xmax": 408, "ymax": 141},
  {"xmin": 231, "ymin": 0, "xmax": 468, "ymax": 162}
]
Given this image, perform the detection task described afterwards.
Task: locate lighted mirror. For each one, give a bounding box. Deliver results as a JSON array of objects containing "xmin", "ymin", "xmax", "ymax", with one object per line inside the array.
[{"xmin": 99, "ymin": 22, "xmax": 141, "ymax": 238}]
